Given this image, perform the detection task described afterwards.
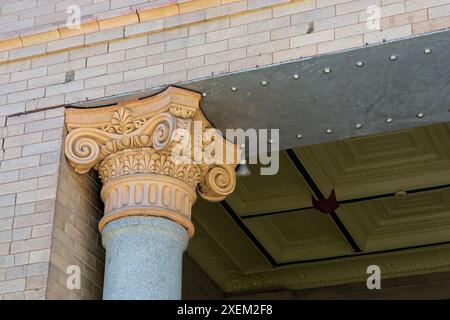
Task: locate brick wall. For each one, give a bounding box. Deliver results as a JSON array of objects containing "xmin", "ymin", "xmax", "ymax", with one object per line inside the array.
[
  {"xmin": 0, "ymin": 107, "xmax": 64, "ymax": 299},
  {"xmin": 0, "ymin": 0, "xmax": 449, "ymax": 123},
  {"xmin": 0, "ymin": 0, "xmax": 156, "ymax": 36},
  {"xmin": 46, "ymin": 136, "xmax": 104, "ymax": 299},
  {"xmin": 0, "ymin": 111, "xmax": 104, "ymax": 299}
]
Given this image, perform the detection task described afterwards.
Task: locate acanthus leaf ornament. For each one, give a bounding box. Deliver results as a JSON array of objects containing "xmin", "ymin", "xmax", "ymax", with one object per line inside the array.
[{"xmin": 101, "ymin": 107, "xmax": 147, "ymax": 134}]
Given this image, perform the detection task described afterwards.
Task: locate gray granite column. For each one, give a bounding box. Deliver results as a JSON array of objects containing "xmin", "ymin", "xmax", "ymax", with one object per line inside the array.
[{"xmin": 101, "ymin": 216, "xmax": 189, "ymax": 300}]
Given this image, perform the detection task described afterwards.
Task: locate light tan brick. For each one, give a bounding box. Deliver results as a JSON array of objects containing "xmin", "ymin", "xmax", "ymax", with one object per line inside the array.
[
  {"xmin": 0, "ymin": 218, "xmax": 13, "ymax": 232},
  {"xmin": 413, "ymin": 16, "xmax": 450, "ymax": 34},
  {"xmin": 248, "ymin": 16, "xmax": 290, "ymax": 34},
  {"xmin": 20, "ymin": 163, "xmax": 59, "ymax": 180},
  {"xmin": 125, "ymin": 42, "xmax": 165, "ymax": 60},
  {"xmin": 0, "ymin": 81, "xmax": 28, "ymax": 95},
  {"xmin": 164, "ymin": 56, "xmax": 204, "ymax": 73},
  {"xmin": 148, "ymin": 27, "xmax": 189, "ymax": 44},
  {"xmin": 205, "ymin": 0, "xmax": 248, "ymax": 19},
  {"xmin": 406, "ymin": 0, "xmax": 450, "ymax": 12},
  {"xmin": 99, "ymin": 12, "xmax": 139, "ymax": 30},
  {"xmin": 291, "ymin": 29, "xmax": 335, "ymax": 48},
  {"xmin": 7, "ymin": 88, "xmax": 45, "ymax": 103},
  {"xmin": 291, "ymin": 5, "xmax": 336, "ymax": 24},
  {"xmin": 107, "ymin": 57, "xmax": 146, "ymax": 73},
  {"xmin": 166, "ymin": 34, "xmax": 205, "ymax": 51},
  {"xmin": 318, "ymin": 35, "xmax": 364, "ymax": 53},
  {"xmin": 230, "ymin": 8, "xmax": 272, "ymax": 26},
  {"xmin": 335, "ymin": 22, "xmax": 371, "ymax": 39},
  {"xmin": 137, "ymin": 4, "xmax": 178, "ymax": 23},
  {"xmin": 125, "ymin": 19, "xmax": 165, "ymax": 38},
  {"xmin": 108, "ymin": 36, "xmax": 148, "ymax": 52},
  {"xmin": 28, "ymin": 73, "xmax": 66, "ymax": 90},
  {"xmin": 249, "ymin": 0, "xmax": 291, "ymax": 10},
  {"xmin": 11, "ymin": 67, "xmax": 47, "ymax": 82},
  {"xmin": 248, "ymin": 38, "xmax": 290, "ymax": 56},
  {"xmin": 228, "ymin": 31, "xmax": 270, "ymax": 49},
  {"xmin": 2, "ymin": 1, "xmax": 37, "ymax": 14},
  {"xmin": 189, "ymin": 17, "xmax": 230, "ymax": 35},
  {"xmin": 32, "ymin": 224, "xmax": 53, "ymax": 238},
  {"xmin": 146, "ymin": 70, "xmax": 187, "ymax": 89},
  {"xmin": 69, "ymin": 44, "xmax": 108, "ymax": 60},
  {"xmin": 0, "ymin": 179, "xmax": 37, "ymax": 197},
  {"xmin": 0, "ymin": 279, "xmax": 25, "ymax": 295},
  {"xmin": 364, "ymin": 24, "xmax": 412, "ymax": 44},
  {"xmin": 314, "ymin": 13, "xmax": 359, "ymax": 31},
  {"xmin": 9, "ymin": 44, "xmax": 46, "ymax": 61},
  {"xmin": 84, "ymin": 73, "xmax": 124, "ymax": 88},
  {"xmin": 0, "ymin": 171, "xmax": 19, "ymax": 185},
  {"xmin": 25, "ymin": 275, "xmax": 47, "ymax": 290},
  {"xmin": 64, "ymin": 86, "xmax": 106, "ymax": 104},
  {"xmin": 87, "ymin": 51, "xmax": 125, "ymax": 67},
  {"xmin": 29, "ymin": 249, "xmax": 50, "ymax": 264},
  {"xmin": 43, "ymin": 128, "xmax": 63, "ymax": 142},
  {"xmin": 381, "ymin": 10, "xmax": 428, "ymax": 29},
  {"xmin": 147, "ymin": 49, "xmax": 187, "ymax": 67},
  {"xmin": 0, "ymin": 60, "xmax": 30, "ymax": 75},
  {"xmin": 273, "ymin": 0, "xmax": 316, "ymax": 18},
  {"xmin": 24, "ymin": 288, "xmax": 45, "ymax": 299},
  {"xmin": 45, "ymin": 80, "xmax": 84, "ymax": 97},
  {"xmin": 12, "ymin": 228, "xmax": 31, "ymax": 242},
  {"xmin": 46, "ymin": 36, "xmax": 85, "ymax": 52},
  {"xmin": 73, "ymin": 66, "xmax": 106, "ymax": 81},
  {"xmin": 26, "ymin": 262, "xmax": 49, "ymax": 277},
  {"xmin": 47, "ymin": 58, "xmax": 86, "ymax": 75},
  {"xmin": 4, "ymin": 132, "xmax": 42, "ymax": 148},
  {"xmin": 22, "ymin": 140, "xmax": 62, "ymax": 157},
  {"xmin": 85, "ymin": 28, "xmax": 124, "ymax": 45},
  {"xmin": 179, "ymin": 0, "xmax": 221, "ymax": 13},
  {"xmin": 0, "ymin": 255, "xmax": 14, "ymax": 268},
  {"xmin": 105, "ymin": 79, "xmax": 146, "ymax": 96},
  {"xmin": 359, "ymin": 2, "xmax": 405, "ymax": 21},
  {"xmin": 205, "ymin": 47, "xmax": 246, "ymax": 65},
  {"xmin": 429, "ymin": 4, "xmax": 450, "ymax": 19},
  {"xmin": 187, "ymin": 40, "xmax": 228, "ymax": 57},
  {"xmin": 270, "ymin": 23, "xmax": 311, "ymax": 40},
  {"xmin": 16, "ymin": 187, "xmax": 57, "ymax": 205},
  {"xmin": 337, "ymin": 0, "xmax": 381, "ymax": 15},
  {"xmin": 187, "ymin": 62, "xmax": 229, "ymax": 80},
  {"xmin": 6, "ymin": 124, "xmax": 25, "ymax": 137},
  {"xmin": 165, "ymin": 10, "xmax": 206, "ymax": 28},
  {"xmin": 14, "ymin": 252, "xmax": 29, "ymax": 266},
  {"xmin": 13, "ymin": 212, "xmax": 54, "ymax": 229},
  {"xmin": 124, "ymin": 65, "xmax": 163, "ymax": 81}
]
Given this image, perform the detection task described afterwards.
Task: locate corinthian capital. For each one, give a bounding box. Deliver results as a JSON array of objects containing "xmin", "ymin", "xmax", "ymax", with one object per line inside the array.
[{"xmin": 64, "ymin": 86, "xmax": 239, "ymax": 236}]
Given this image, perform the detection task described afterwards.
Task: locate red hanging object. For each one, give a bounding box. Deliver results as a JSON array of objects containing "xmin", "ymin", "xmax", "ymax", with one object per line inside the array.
[{"xmin": 312, "ymin": 189, "xmax": 339, "ymax": 214}]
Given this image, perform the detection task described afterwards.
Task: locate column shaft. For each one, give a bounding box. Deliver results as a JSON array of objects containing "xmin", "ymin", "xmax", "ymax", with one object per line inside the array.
[{"xmin": 102, "ymin": 216, "xmax": 188, "ymax": 300}]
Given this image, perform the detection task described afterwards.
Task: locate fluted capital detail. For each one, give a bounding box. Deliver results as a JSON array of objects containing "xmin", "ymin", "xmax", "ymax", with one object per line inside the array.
[{"xmin": 64, "ymin": 87, "xmax": 239, "ymax": 235}]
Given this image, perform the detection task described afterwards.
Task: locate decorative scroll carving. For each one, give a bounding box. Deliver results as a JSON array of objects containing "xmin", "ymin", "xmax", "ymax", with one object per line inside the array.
[
  {"xmin": 198, "ymin": 164, "xmax": 237, "ymax": 202},
  {"xmin": 64, "ymin": 86, "xmax": 239, "ymax": 236}
]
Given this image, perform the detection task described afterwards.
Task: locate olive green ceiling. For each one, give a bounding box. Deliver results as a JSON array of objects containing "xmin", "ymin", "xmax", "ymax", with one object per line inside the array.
[{"xmin": 187, "ymin": 122, "xmax": 450, "ymax": 293}]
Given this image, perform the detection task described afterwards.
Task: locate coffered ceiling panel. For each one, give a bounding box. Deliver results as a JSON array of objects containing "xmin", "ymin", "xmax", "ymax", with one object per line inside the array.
[
  {"xmin": 294, "ymin": 123, "xmax": 450, "ymax": 200},
  {"xmin": 226, "ymin": 152, "xmax": 312, "ymax": 216},
  {"xmin": 188, "ymin": 122, "xmax": 450, "ymax": 293},
  {"xmin": 244, "ymin": 210, "xmax": 353, "ymax": 263},
  {"xmin": 192, "ymin": 199, "xmax": 271, "ymax": 273},
  {"xmin": 337, "ymin": 189, "xmax": 450, "ymax": 252}
]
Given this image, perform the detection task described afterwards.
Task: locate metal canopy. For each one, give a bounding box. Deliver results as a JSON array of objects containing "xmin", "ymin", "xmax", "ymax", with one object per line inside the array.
[{"xmin": 73, "ymin": 29, "xmax": 450, "ymax": 150}]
